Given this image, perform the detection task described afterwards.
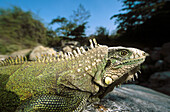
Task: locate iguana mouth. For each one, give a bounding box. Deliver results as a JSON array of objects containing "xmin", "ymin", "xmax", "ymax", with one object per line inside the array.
[
  {"xmin": 111, "ymin": 65, "xmax": 141, "ymax": 88},
  {"xmin": 115, "ymin": 56, "xmax": 145, "ymax": 83},
  {"xmin": 99, "ymin": 65, "xmax": 141, "ymax": 98},
  {"xmin": 113, "ymin": 56, "xmax": 146, "ymax": 69},
  {"xmin": 104, "ymin": 55, "xmax": 146, "ymax": 85},
  {"xmin": 104, "ymin": 50, "xmax": 148, "ymax": 86}
]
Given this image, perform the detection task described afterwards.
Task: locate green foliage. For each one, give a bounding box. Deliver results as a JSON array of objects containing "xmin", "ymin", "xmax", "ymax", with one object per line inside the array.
[
  {"xmin": 95, "ymin": 26, "xmax": 109, "ymax": 37},
  {"xmin": 110, "ymin": 0, "xmax": 170, "ymax": 47},
  {"xmin": 69, "ymin": 23, "xmax": 87, "ymax": 38},
  {"xmin": 50, "ymin": 4, "xmax": 91, "ymax": 38},
  {"xmin": 46, "ymin": 29, "xmax": 61, "ymax": 47},
  {"xmin": 93, "ymin": 26, "xmax": 109, "ymax": 43},
  {"xmin": 50, "ymin": 17, "xmax": 76, "ymax": 36},
  {"xmin": 0, "ymin": 6, "xmax": 58, "ymax": 54},
  {"xmin": 70, "ymin": 4, "xmax": 91, "ymax": 26},
  {"xmin": 111, "ymin": 0, "xmax": 167, "ymax": 33}
]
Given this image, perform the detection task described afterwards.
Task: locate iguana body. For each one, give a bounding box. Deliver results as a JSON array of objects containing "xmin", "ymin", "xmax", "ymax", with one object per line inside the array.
[{"xmin": 0, "ymin": 39, "xmax": 148, "ymax": 112}]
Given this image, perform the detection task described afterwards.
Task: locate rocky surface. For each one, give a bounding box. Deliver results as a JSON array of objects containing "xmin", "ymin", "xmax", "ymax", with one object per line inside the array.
[
  {"xmin": 0, "ymin": 54, "xmax": 8, "ymax": 60},
  {"xmin": 84, "ymin": 84, "xmax": 170, "ymax": 112},
  {"xmin": 61, "ymin": 40, "xmax": 80, "ymax": 47},
  {"xmin": 0, "ymin": 49, "xmax": 32, "ymax": 61},
  {"xmin": 0, "ymin": 46, "xmax": 57, "ymax": 61},
  {"xmin": 149, "ymin": 71, "xmax": 170, "ymax": 95},
  {"xmin": 61, "ymin": 40, "xmax": 81, "ymax": 53},
  {"xmin": 10, "ymin": 49, "xmax": 32, "ymax": 57},
  {"xmin": 138, "ymin": 42, "xmax": 170, "ymax": 95},
  {"xmin": 29, "ymin": 45, "xmax": 57, "ymax": 60},
  {"xmin": 144, "ymin": 42, "xmax": 170, "ymax": 72},
  {"xmin": 160, "ymin": 42, "xmax": 170, "ymax": 57},
  {"xmin": 62, "ymin": 45, "xmax": 73, "ymax": 53}
]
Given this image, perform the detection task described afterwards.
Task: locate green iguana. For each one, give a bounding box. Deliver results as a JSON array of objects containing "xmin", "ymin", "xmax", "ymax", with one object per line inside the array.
[{"xmin": 0, "ymin": 39, "xmax": 148, "ymax": 112}]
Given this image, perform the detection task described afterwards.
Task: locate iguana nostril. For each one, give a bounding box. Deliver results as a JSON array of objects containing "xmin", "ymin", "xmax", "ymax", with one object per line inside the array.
[{"xmin": 142, "ymin": 52, "xmax": 149, "ymax": 56}]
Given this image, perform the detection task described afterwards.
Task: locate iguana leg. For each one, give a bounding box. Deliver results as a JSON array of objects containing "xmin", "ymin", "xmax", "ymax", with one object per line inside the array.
[{"xmin": 16, "ymin": 90, "xmax": 90, "ymax": 112}]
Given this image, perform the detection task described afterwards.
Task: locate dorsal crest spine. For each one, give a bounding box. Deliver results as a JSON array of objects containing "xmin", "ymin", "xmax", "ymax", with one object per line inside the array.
[
  {"xmin": 0, "ymin": 39, "xmax": 99, "ymax": 66},
  {"xmin": 0, "ymin": 56, "xmax": 27, "ymax": 66}
]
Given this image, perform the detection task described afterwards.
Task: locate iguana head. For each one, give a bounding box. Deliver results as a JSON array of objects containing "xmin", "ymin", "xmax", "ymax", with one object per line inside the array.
[{"xmin": 103, "ymin": 47, "xmax": 148, "ymax": 86}]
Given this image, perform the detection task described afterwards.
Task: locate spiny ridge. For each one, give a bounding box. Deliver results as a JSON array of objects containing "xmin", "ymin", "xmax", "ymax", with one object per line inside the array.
[
  {"xmin": 0, "ymin": 56, "xmax": 27, "ymax": 66},
  {"xmin": 36, "ymin": 54, "xmax": 57, "ymax": 63},
  {"xmin": 56, "ymin": 38, "xmax": 99, "ymax": 60},
  {"xmin": 0, "ymin": 39, "xmax": 99, "ymax": 66}
]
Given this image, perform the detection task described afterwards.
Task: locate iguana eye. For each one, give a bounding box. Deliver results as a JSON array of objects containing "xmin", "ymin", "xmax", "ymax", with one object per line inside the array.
[{"xmin": 120, "ymin": 50, "xmax": 128, "ymax": 56}]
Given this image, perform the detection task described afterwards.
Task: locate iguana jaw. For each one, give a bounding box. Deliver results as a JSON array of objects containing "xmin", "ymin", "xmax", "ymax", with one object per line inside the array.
[
  {"xmin": 104, "ymin": 62, "xmax": 143, "ymax": 86},
  {"xmin": 112, "ymin": 56, "xmax": 146, "ymax": 69},
  {"xmin": 104, "ymin": 47, "xmax": 148, "ymax": 86}
]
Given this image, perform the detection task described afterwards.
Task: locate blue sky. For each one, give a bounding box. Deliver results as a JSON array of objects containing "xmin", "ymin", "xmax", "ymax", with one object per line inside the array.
[{"xmin": 0, "ymin": 0, "xmax": 123, "ymax": 35}]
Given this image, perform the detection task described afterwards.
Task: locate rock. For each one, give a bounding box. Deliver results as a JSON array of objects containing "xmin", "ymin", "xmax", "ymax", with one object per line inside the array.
[
  {"xmin": 154, "ymin": 60, "xmax": 164, "ymax": 71},
  {"xmin": 29, "ymin": 46, "xmax": 57, "ymax": 60},
  {"xmin": 10, "ymin": 49, "xmax": 32, "ymax": 57},
  {"xmin": 149, "ymin": 71, "xmax": 170, "ymax": 95},
  {"xmin": 164, "ymin": 56, "xmax": 170, "ymax": 70},
  {"xmin": 161, "ymin": 43, "xmax": 170, "ymax": 70},
  {"xmin": 84, "ymin": 84, "xmax": 170, "ymax": 112},
  {"xmin": 65, "ymin": 41, "xmax": 80, "ymax": 46},
  {"xmin": 161, "ymin": 42, "xmax": 170, "ymax": 57},
  {"xmin": 0, "ymin": 49, "xmax": 32, "ymax": 60},
  {"xmin": 61, "ymin": 40, "xmax": 80, "ymax": 47},
  {"xmin": 139, "ymin": 43, "xmax": 170, "ymax": 91},
  {"xmin": 62, "ymin": 46, "xmax": 73, "ymax": 53},
  {"xmin": 164, "ymin": 56, "xmax": 170, "ymax": 64},
  {"xmin": 61, "ymin": 40, "xmax": 80, "ymax": 53},
  {"xmin": 0, "ymin": 55, "xmax": 8, "ymax": 60},
  {"xmin": 150, "ymin": 47, "xmax": 161, "ymax": 61}
]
